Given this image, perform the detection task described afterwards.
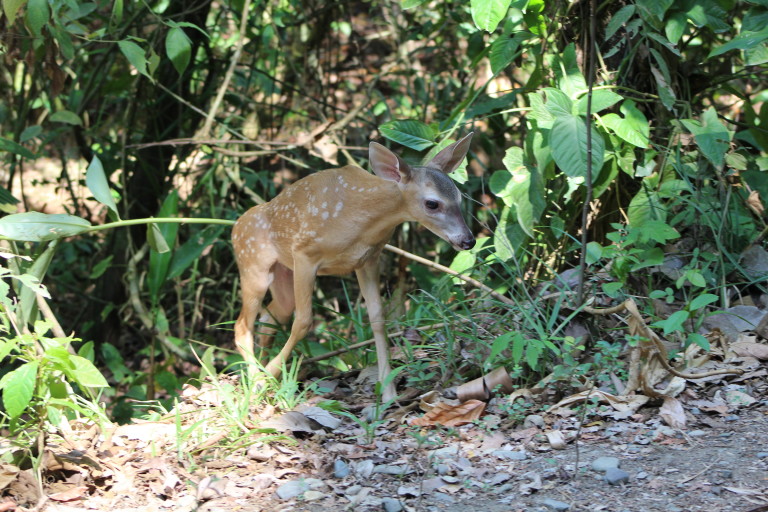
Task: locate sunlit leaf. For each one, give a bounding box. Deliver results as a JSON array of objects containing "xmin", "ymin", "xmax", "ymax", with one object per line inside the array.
[
  {"xmin": 166, "ymin": 27, "xmax": 192, "ymax": 75},
  {"xmin": 379, "ymin": 120, "xmax": 436, "ymax": 151},
  {"xmin": 0, "ymin": 361, "xmax": 38, "ymax": 420},
  {"xmin": 550, "ymin": 113, "xmax": 605, "ymax": 182},
  {"xmin": 0, "ymin": 213, "xmax": 91, "ymax": 241},
  {"xmin": 471, "ymin": 0, "xmax": 512, "ymax": 32},
  {"xmin": 118, "ymin": 39, "xmax": 151, "ymax": 79},
  {"xmin": 86, "ymin": 155, "xmax": 121, "ymax": 220}
]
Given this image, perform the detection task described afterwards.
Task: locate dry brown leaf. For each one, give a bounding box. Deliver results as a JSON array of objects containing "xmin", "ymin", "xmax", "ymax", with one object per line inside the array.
[
  {"xmin": 0, "ymin": 465, "xmax": 19, "ymax": 492},
  {"xmin": 731, "ymin": 341, "xmax": 768, "ymax": 360},
  {"xmin": 409, "ymin": 399, "xmax": 486, "ymax": 427},
  {"xmin": 547, "ymin": 389, "xmax": 649, "ymax": 413},
  {"xmin": 659, "ymin": 396, "xmax": 686, "ymax": 429},
  {"xmin": 48, "ymin": 485, "xmax": 88, "ymax": 502},
  {"xmin": 746, "ymin": 190, "xmax": 764, "ymax": 216}
]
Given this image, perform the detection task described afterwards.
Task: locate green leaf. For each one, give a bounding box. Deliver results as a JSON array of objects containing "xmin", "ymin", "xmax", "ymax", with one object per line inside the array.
[
  {"xmin": 585, "ymin": 241, "xmax": 602, "ymax": 265},
  {"xmin": 680, "ymin": 107, "xmax": 733, "ymax": 168},
  {"xmin": 25, "ymin": 0, "xmax": 49, "ymax": 36},
  {"xmin": 627, "ymin": 188, "xmax": 665, "ymax": 226},
  {"xmin": 147, "ymin": 192, "xmax": 180, "ymax": 302},
  {"xmin": 147, "ymin": 222, "xmax": 171, "ymax": 254},
  {"xmin": 0, "ymin": 212, "xmax": 91, "ymax": 241},
  {"xmin": 653, "ymin": 310, "xmax": 689, "ymax": 335},
  {"xmin": 0, "ymin": 137, "xmax": 35, "ymax": 159},
  {"xmin": 118, "ymin": 39, "xmax": 151, "ymax": 79},
  {"xmin": 18, "ymin": 240, "xmax": 57, "ymax": 327},
  {"xmin": 2, "ymin": 0, "xmax": 26, "ymax": 24},
  {"xmin": 497, "ymin": 146, "xmax": 545, "ymax": 237},
  {"xmin": 489, "ymin": 35, "xmax": 522, "ymax": 74},
  {"xmin": 471, "ymin": 0, "xmax": 512, "ymax": 32},
  {"xmin": 165, "ymin": 27, "xmax": 192, "ymax": 75},
  {"xmin": 67, "ymin": 355, "xmax": 109, "ymax": 387},
  {"xmin": 167, "ymin": 226, "xmax": 223, "ymax": 280},
  {"xmin": 511, "ymin": 332, "xmax": 525, "ymax": 364},
  {"xmin": 575, "ymin": 89, "xmax": 623, "ymax": 115},
  {"xmin": 665, "ymin": 12, "xmax": 688, "ymax": 45},
  {"xmin": 708, "ymin": 26, "xmax": 768, "ymax": 59},
  {"xmin": 0, "ymin": 361, "xmax": 38, "ymax": 420},
  {"xmin": 602, "ymin": 281, "xmax": 624, "ymax": 297},
  {"xmin": 687, "ymin": 333, "xmax": 710, "ymax": 351},
  {"xmin": 488, "ymin": 332, "xmax": 512, "ymax": 365},
  {"xmin": 636, "ymin": 0, "xmax": 673, "ymax": 21},
  {"xmin": 605, "ymin": 5, "xmax": 635, "ymax": 40},
  {"xmin": 600, "ymin": 100, "xmax": 650, "ymax": 147},
  {"xmin": 378, "ymin": 120, "xmax": 436, "ymax": 151},
  {"xmin": 401, "ymin": 0, "xmax": 427, "ymax": 8},
  {"xmin": 49, "ymin": 110, "xmax": 82, "ymax": 126},
  {"xmin": 542, "ymin": 88, "xmax": 573, "ymax": 118},
  {"xmin": 689, "ymin": 293, "xmax": 718, "ymax": 311},
  {"xmin": 86, "ymin": 155, "xmax": 121, "ymax": 220},
  {"xmin": 550, "ymin": 114, "xmax": 605, "ymax": 182},
  {"xmin": 20, "ymin": 125, "xmax": 42, "ymax": 142},
  {"xmin": 449, "ymin": 249, "xmax": 476, "ymax": 276}
]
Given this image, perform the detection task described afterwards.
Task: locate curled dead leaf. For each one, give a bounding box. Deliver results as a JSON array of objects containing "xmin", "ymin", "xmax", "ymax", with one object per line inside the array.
[
  {"xmin": 457, "ymin": 366, "xmax": 514, "ymax": 401},
  {"xmin": 746, "ymin": 190, "xmax": 764, "ymax": 216},
  {"xmin": 409, "ymin": 399, "xmax": 486, "ymax": 427},
  {"xmin": 659, "ymin": 396, "xmax": 686, "ymax": 429}
]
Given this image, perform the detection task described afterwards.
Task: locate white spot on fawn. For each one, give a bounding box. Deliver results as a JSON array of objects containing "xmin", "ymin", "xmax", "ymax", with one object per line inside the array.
[
  {"xmin": 321, "ymin": 211, "xmax": 329, "ymax": 220},
  {"xmin": 335, "ymin": 202, "xmax": 343, "ymax": 211}
]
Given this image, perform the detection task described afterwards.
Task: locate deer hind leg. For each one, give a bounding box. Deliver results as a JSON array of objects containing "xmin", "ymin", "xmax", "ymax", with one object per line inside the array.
[
  {"xmin": 264, "ymin": 253, "xmax": 318, "ymax": 378},
  {"xmin": 256, "ymin": 263, "xmax": 295, "ymax": 364}
]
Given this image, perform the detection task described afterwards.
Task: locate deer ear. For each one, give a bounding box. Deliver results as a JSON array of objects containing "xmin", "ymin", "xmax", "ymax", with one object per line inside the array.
[
  {"xmin": 369, "ymin": 142, "xmax": 411, "ymax": 183},
  {"xmin": 425, "ymin": 132, "xmax": 473, "ymax": 174}
]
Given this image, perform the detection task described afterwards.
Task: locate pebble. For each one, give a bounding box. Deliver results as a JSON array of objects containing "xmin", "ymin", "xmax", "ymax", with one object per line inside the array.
[
  {"xmin": 373, "ymin": 464, "xmax": 411, "ymax": 476},
  {"xmin": 604, "ymin": 467, "xmax": 630, "ymax": 485},
  {"xmin": 540, "ymin": 497, "xmax": 570, "ymax": 511},
  {"xmin": 382, "ymin": 497, "xmax": 404, "ymax": 512},
  {"xmin": 492, "ymin": 449, "xmax": 528, "ymax": 461},
  {"xmin": 435, "ymin": 463, "xmax": 451, "ymax": 475},
  {"xmin": 687, "ymin": 430, "xmax": 706, "ymax": 437},
  {"xmin": 303, "ymin": 490, "xmax": 325, "ymax": 501},
  {"xmin": 724, "ymin": 414, "xmax": 739, "ymax": 422},
  {"xmin": 757, "ymin": 452, "xmax": 768, "ymax": 459},
  {"xmin": 276, "ymin": 480, "xmax": 309, "ymax": 500},
  {"xmin": 592, "ymin": 457, "xmax": 620, "ymax": 473},
  {"xmin": 334, "ymin": 459, "xmax": 350, "ymax": 479},
  {"xmin": 432, "ymin": 446, "xmax": 460, "ymax": 459}
]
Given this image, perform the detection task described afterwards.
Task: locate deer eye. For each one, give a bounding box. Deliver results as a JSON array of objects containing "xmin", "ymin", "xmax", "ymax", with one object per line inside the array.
[{"xmin": 425, "ymin": 200, "xmax": 439, "ymax": 211}]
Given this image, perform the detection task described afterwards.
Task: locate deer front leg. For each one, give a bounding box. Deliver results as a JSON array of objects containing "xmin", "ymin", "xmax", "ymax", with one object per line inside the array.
[{"xmin": 355, "ymin": 259, "xmax": 397, "ymax": 403}]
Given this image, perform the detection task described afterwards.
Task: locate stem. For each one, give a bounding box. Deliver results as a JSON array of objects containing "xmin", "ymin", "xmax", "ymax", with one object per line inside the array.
[{"xmin": 86, "ymin": 217, "xmax": 235, "ymax": 234}]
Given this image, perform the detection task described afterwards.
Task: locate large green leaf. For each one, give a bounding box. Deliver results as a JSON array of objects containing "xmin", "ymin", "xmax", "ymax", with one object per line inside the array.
[
  {"xmin": 0, "ymin": 212, "xmax": 91, "ymax": 241},
  {"xmin": 118, "ymin": 39, "xmax": 151, "ymax": 79},
  {"xmin": 2, "ymin": 0, "xmax": 26, "ymax": 24},
  {"xmin": 708, "ymin": 26, "xmax": 768, "ymax": 59},
  {"xmin": 67, "ymin": 355, "xmax": 109, "ymax": 387},
  {"xmin": 471, "ymin": 0, "xmax": 512, "ymax": 32},
  {"xmin": 167, "ymin": 225, "xmax": 224, "ymax": 280},
  {"xmin": 0, "ymin": 361, "xmax": 38, "ymax": 420},
  {"xmin": 25, "ymin": 0, "xmax": 49, "ymax": 36},
  {"xmin": 575, "ymin": 90, "xmax": 623, "ymax": 116},
  {"xmin": 600, "ymin": 100, "xmax": 650, "ymax": 148},
  {"xmin": 605, "ymin": 5, "xmax": 635, "ymax": 40},
  {"xmin": 489, "ymin": 34, "xmax": 525, "ymax": 74},
  {"xmin": 18, "ymin": 240, "xmax": 57, "ymax": 327},
  {"xmin": 147, "ymin": 191, "xmax": 180, "ymax": 303},
  {"xmin": 50, "ymin": 110, "xmax": 83, "ymax": 126},
  {"xmin": 379, "ymin": 120, "xmax": 437, "ymax": 151},
  {"xmin": 550, "ymin": 114, "xmax": 605, "ymax": 182},
  {"xmin": 166, "ymin": 27, "xmax": 192, "ymax": 75},
  {"xmin": 627, "ymin": 188, "xmax": 665, "ymax": 226},
  {"xmin": 86, "ymin": 155, "xmax": 120, "ymax": 220},
  {"xmin": 491, "ymin": 147, "xmax": 545, "ymax": 237},
  {"xmin": 0, "ymin": 137, "xmax": 35, "ymax": 159},
  {"xmin": 680, "ymin": 107, "xmax": 733, "ymax": 168}
]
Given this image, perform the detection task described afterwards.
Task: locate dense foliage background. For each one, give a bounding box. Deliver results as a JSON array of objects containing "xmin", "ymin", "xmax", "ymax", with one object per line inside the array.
[{"xmin": 0, "ymin": 0, "xmax": 767, "ymax": 436}]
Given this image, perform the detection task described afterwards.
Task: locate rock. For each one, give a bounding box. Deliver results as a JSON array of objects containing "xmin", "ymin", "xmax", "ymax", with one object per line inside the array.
[
  {"xmin": 540, "ymin": 497, "xmax": 570, "ymax": 511},
  {"xmin": 492, "ymin": 449, "xmax": 528, "ymax": 461},
  {"xmin": 592, "ymin": 457, "xmax": 620, "ymax": 473},
  {"xmin": 604, "ymin": 467, "xmax": 630, "ymax": 485},
  {"xmin": 687, "ymin": 430, "xmax": 706, "ymax": 437},
  {"xmin": 382, "ymin": 497, "xmax": 404, "ymax": 512},
  {"xmin": 756, "ymin": 452, "xmax": 768, "ymax": 459},
  {"xmin": 276, "ymin": 480, "xmax": 309, "ymax": 500},
  {"xmin": 431, "ymin": 446, "xmax": 460, "ymax": 459},
  {"xmin": 334, "ymin": 459, "xmax": 350, "ymax": 479},
  {"xmin": 524, "ymin": 414, "xmax": 545, "ymax": 429},
  {"xmin": 435, "ymin": 463, "xmax": 451, "ymax": 475},
  {"xmin": 373, "ymin": 464, "xmax": 411, "ymax": 476},
  {"xmin": 303, "ymin": 490, "xmax": 325, "ymax": 501}
]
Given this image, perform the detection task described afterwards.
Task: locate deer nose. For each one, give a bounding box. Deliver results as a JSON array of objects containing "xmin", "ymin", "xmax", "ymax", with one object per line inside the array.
[{"xmin": 460, "ymin": 237, "xmax": 476, "ymax": 250}]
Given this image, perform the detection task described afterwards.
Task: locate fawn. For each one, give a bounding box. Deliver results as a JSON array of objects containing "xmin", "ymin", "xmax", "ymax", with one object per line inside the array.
[{"xmin": 232, "ymin": 133, "xmax": 475, "ymax": 402}]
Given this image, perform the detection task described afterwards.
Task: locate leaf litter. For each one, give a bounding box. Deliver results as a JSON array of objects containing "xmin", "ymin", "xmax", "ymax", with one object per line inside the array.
[{"xmin": 1, "ymin": 301, "xmax": 768, "ymax": 511}]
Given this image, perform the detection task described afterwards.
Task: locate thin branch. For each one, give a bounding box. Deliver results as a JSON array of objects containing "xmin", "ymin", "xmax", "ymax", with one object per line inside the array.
[{"xmin": 383, "ymin": 244, "xmax": 514, "ymax": 306}]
